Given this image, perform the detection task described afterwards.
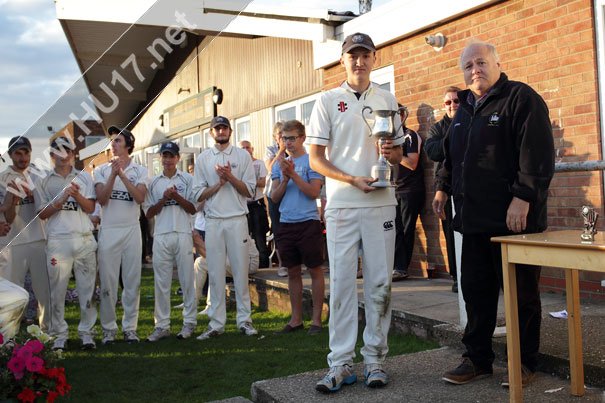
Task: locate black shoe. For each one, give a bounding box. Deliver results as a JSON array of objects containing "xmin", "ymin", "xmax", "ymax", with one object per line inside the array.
[
  {"xmin": 392, "ymin": 270, "xmax": 409, "ymax": 281},
  {"xmin": 452, "ymin": 280, "xmax": 458, "ymax": 293},
  {"xmin": 442, "ymin": 358, "xmax": 492, "ymax": 385}
]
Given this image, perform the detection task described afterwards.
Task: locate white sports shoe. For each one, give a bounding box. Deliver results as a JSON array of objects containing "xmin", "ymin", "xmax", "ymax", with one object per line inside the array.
[
  {"xmin": 277, "ymin": 267, "xmax": 288, "ymax": 277},
  {"xmin": 146, "ymin": 327, "xmax": 170, "ymax": 342},
  {"xmin": 239, "ymin": 322, "xmax": 258, "ymax": 336},
  {"xmin": 102, "ymin": 329, "xmax": 116, "ymax": 345},
  {"xmin": 52, "ymin": 337, "xmax": 67, "ymax": 351},
  {"xmin": 123, "ymin": 330, "xmax": 140, "ymax": 343},
  {"xmin": 196, "ymin": 327, "xmax": 224, "ymax": 340},
  {"xmin": 177, "ymin": 324, "xmax": 195, "ymax": 340},
  {"xmin": 80, "ymin": 333, "xmax": 96, "ymax": 350}
]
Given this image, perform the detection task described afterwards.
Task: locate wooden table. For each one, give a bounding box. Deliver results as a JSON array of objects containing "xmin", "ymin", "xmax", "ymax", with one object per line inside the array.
[{"xmin": 491, "ymin": 230, "xmax": 605, "ymax": 403}]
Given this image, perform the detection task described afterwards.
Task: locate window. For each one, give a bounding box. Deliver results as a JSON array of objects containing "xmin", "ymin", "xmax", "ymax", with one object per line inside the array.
[
  {"xmin": 203, "ymin": 128, "xmax": 214, "ymax": 149},
  {"xmin": 85, "ymin": 136, "xmax": 105, "ymax": 147},
  {"xmin": 370, "ymin": 65, "xmax": 395, "ymax": 95},
  {"xmin": 182, "ymin": 132, "xmax": 201, "ymax": 148},
  {"xmin": 275, "ymin": 93, "xmax": 319, "ymax": 127},
  {"xmin": 235, "ymin": 116, "xmax": 251, "ymax": 143},
  {"xmin": 276, "ymin": 106, "xmax": 296, "ymax": 122}
]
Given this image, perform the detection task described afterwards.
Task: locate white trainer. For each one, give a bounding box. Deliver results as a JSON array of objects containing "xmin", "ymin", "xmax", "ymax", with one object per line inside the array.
[
  {"xmin": 146, "ymin": 328, "xmax": 170, "ymax": 342},
  {"xmin": 239, "ymin": 322, "xmax": 258, "ymax": 336},
  {"xmin": 177, "ymin": 324, "xmax": 195, "ymax": 340}
]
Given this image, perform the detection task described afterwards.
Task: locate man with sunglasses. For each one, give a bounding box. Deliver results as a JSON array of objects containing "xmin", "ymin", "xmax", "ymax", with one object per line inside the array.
[{"xmin": 425, "ymin": 86, "xmax": 461, "ymax": 292}]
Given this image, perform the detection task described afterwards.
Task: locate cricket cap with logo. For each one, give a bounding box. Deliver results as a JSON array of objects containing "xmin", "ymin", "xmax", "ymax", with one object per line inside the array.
[
  {"xmin": 8, "ymin": 136, "xmax": 32, "ymax": 155},
  {"xmin": 210, "ymin": 116, "xmax": 231, "ymax": 129},
  {"xmin": 107, "ymin": 125, "xmax": 135, "ymax": 148},
  {"xmin": 341, "ymin": 32, "xmax": 376, "ymax": 54},
  {"xmin": 159, "ymin": 141, "xmax": 179, "ymax": 156}
]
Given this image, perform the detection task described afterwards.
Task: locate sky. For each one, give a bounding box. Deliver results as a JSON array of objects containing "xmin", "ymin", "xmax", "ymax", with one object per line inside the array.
[{"xmin": 0, "ymin": 0, "xmax": 386, "ymax": 165}]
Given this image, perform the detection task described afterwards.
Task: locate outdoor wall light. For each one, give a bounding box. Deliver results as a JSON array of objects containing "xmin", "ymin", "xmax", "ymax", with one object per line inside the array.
[
  {"xmin": 425, "ymin": 33, "xmax": 446, "ymax": 51},
  {"xmin": 213, "ymin": 88, "xmax": 223, "ymax": 105}
]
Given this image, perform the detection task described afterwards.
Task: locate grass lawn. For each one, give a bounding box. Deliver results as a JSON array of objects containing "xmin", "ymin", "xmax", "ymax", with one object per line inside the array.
[{"xmin": 58, "ymin": 268, "xmax": 438, "ymax": 402}]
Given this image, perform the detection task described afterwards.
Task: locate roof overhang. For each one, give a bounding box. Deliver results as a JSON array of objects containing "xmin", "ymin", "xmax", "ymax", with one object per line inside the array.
[{"xmin": 56, "ymin": 0, "xmax": 355, "ymax": 135}]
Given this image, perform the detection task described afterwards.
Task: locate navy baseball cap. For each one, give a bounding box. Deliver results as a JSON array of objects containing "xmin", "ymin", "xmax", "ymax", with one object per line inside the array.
[
  {"xmin": 342, "ymin": 32, "xmax": 376, "ymax": 54},
  {"xmin": 159, "ymin": 141, "xmax": 179, "ymax": 156},
  {"xmin": 107, "ymin": 125, "xmax": 135, "ymax": 146},
  {"xmin": 8, "ymin": 136, "xmax": 32, "ymax": 154},
  {"xmin": 210, "ymin": 116, "xmax": 231, "ymax": 129},
  {"xmin": 50, "ymin": 136, "xmax": 74, "ymax": 151}
]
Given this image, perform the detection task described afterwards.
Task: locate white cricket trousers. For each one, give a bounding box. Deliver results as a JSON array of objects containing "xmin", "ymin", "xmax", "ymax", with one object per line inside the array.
[
  {"xmin": 205, "ymin": 215, "xmax": 252, "ymax": 330},
  {"xmin": 46, "ymin": 234, "xmax": 97, "ymax": 340},
  {"xmin": 98, "ymin": 225, "xmax": 142, "ymax": 332},
  {"xmin": 0, "ymin": 277, "xmax": 29, "ymax": 339},
  {"xmin": 152, "ymin": 232, "xmax": 196, "ymax": 329},
  {"xmin": 325, "ymin": 206, "xmax": 395, "ymax": 367},
  {"xmin": 6, "ymin": 240, "xmax": 51, "ymax": 332}
]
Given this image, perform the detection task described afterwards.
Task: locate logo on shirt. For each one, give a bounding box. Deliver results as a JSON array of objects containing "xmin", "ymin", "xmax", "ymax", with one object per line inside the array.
[
  {"xmin": 488, "ymin": 112, "xmax": 500, "ymax": 126},
  {"xmin": 383, "ymin": 220, "xmax": 394, "ymax": 231},
  {"xmin": 127, "ymin": 175, "xmax": 137, "ymax": 183},
  {"xmin": 163, "ymin": 199, "xmax": 178, "ymax": 207},
  {"xmin": 61, "ymin": 201, "xmax": 79, "ymax": 211},
  {"xmin": 110, "ymin": 190, "xmax": 134, "ymax": 202},
  {"xmin": 50, "ymin": 257, "xmax": 57, "ymax": 267},
  {"xmin": 337, "ymin": 101, "xmax": 348, "ymax": 113},
  {"xmin": 19, "ymin": 196, "xmax": 34, "ymax": 205}
]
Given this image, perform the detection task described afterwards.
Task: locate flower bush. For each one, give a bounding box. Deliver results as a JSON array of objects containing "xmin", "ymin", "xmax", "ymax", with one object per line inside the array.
[{"xmin": 1, "ymin": 325, "xmax": 71, "ymax": 402}]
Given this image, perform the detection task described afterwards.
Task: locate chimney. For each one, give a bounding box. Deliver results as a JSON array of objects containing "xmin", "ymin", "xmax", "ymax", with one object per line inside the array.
[{"xmin": 359, "ymin": 0, "xmax": 372, "ymax": 14}]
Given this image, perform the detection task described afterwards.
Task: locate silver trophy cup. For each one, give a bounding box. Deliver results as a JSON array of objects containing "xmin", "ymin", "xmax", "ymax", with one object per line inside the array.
[{"xmin": 362, "ymin": 106, "xmax": 408, "ymax": 187}]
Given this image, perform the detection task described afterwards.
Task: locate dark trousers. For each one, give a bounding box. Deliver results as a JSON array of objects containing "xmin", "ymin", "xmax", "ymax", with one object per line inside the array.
[
  {"xmin": 247, "ymin": 199, "xmax": 270, "ymax": 268},
  {"xmin": 394, "ymin": 191, "xmax": 425, "ymax": 272},
  {"xmin": 461, "ymin": 233, "xmax": 541, "ymax": 372},
  {"xmin": 267, "ymin": 197, "xmax": 281, "ymax": 234},
  {"xmin": 441, "ymin": 198, "xmax": 457, "ymax": 279}
]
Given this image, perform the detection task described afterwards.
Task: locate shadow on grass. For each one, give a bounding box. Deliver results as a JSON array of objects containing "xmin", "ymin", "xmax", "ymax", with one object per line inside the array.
[{"xmin": 57, "ymin": 270, "xmax": 437, "ymax": 402}]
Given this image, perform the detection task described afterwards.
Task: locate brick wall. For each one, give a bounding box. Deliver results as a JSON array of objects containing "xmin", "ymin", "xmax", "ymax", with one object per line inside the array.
[{"xmin": 323, "ymin": 0, "xmax": 604, "ymax": 299}]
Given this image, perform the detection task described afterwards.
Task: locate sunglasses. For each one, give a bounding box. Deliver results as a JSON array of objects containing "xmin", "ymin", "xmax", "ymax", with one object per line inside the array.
[
  {"xmin": 282, "ymin": 136, "xmax": 300, "ymax": 142},
  {"xmin": 444, "ymin": 99, "xmax": 460, "ymax": 106}
]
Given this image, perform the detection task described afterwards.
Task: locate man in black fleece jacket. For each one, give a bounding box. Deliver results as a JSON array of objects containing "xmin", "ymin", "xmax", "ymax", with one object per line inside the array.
[
  {"xmin": 425, "ymin": 86, "xmax": 461, "ymax": 292},
  {"xmin": 433, "ymin": 40, "xmax": 554, "ymax": 387}
]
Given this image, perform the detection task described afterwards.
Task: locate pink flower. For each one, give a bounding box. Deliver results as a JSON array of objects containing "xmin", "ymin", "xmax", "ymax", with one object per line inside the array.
[
  {"xmin": 17, "ymin": 387, "xmax": 36, "ymax": 403},
  {"xmin": 8, "ymin": 355, "xmax": 26, "ymax": 378},
  {"xmin": 25, "ymin": 339, "xmax": 44, "ymax": 354},
  {"xmin": 46, "ymin": 390, "xmax": 59, "ymax": 403},
  {"xmin": 16, "ymin": 344, "xmax": 33, "ymax": 360},
  {"xmin": 25, "ymin": 356, "xmax": 44, "ymax": 373},
  {"xmin": 0, "ymin": 332, "xmax": 4, "ymax": 344}
]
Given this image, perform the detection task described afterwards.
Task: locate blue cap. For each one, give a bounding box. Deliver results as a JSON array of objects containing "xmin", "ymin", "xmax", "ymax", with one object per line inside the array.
[
  {"xmin": 8, "ymin": 136, "xmax": 32, "ymax": 154},
  {"xmin": 159, "ymin": 141, "xmax": 179, "ymax": 155},
  {"xmin": 210, "ymin": 116, "xmax": 231, "ymax": 129}
]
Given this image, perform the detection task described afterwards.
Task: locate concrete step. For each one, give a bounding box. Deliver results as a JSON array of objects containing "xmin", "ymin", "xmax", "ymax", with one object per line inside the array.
[{"xmin": 251, "ymin": 347, "xmax": 605, "ymax": 402}]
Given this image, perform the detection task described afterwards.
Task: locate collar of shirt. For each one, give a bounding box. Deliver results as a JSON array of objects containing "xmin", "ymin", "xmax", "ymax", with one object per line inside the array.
[
  {"xmin": 50, "ymin": 167, "xmax": 77, "ymax": 178},
  {"xmin": 211, "ymin": 143, "xmax": 234, "ymax": 155},
  {"xmin": 340, "ymin": 80, "xmax": 377, "ymax": 97},
  {"xmin": 159, "ymin": 169, "xmax": 184, "ymax": 179},
  {"xmin": 467, "ymin": 88, "xmax": 492, "ymax": 110}
]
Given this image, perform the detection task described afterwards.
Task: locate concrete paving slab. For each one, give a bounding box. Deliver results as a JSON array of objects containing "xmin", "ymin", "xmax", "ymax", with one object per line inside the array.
[{"xmin": 251, "ymin": 348, "xmax": 605, "ymax": 403}]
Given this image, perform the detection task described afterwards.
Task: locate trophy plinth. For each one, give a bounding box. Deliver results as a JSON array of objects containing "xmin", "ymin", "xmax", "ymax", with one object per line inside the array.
[{"xmin": 362, "ymin": 105, "xmax": 408, "ymax": 188}]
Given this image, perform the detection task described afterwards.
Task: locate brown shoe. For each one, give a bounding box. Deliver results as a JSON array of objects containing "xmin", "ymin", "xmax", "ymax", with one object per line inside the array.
[
  {"xmin": 442, "ymin": 358, "xmax": 493, "ymax": 385},
  {"xmin": 501, "ymin": 365, "xmax": 535, "ymax": 388}
]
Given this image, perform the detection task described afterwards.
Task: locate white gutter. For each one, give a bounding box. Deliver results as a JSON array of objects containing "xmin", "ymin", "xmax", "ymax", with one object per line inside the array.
[{"xmin": 313, "ymin": 0, "xmax": 501, "ymax": 69}]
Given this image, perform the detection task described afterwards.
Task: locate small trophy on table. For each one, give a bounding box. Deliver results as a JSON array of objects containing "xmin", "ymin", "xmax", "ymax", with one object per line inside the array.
[{"xmin": 580, "ymin": 205, "xmax": 599, "ymax": 242}]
